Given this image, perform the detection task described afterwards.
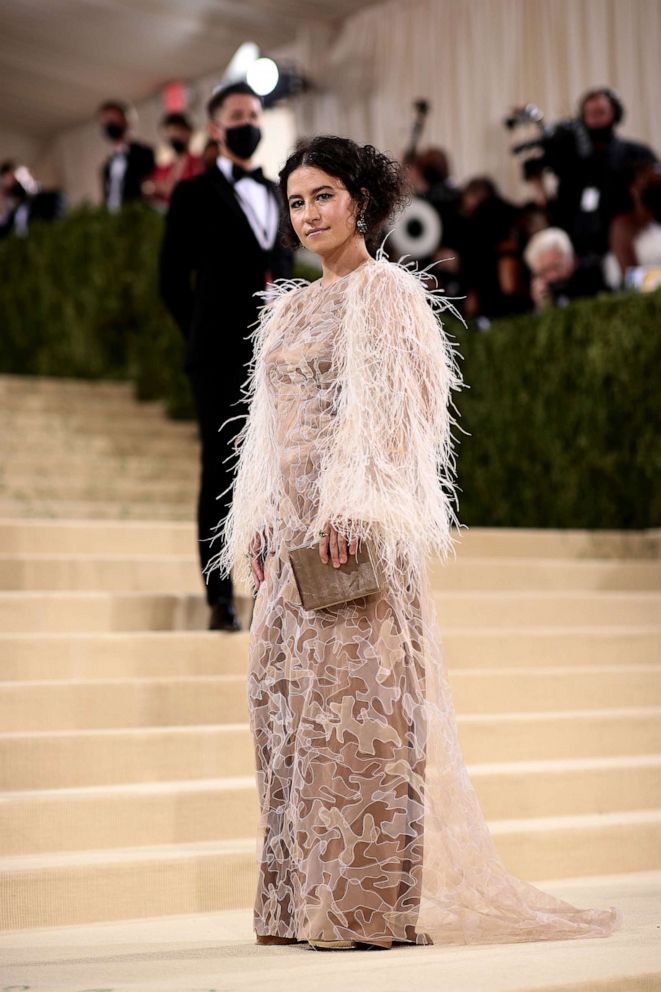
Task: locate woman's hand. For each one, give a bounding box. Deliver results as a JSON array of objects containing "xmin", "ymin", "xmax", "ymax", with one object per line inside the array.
[
  {"xmin": 249, "ymin": 532, "xmax": 265, "ymax": 589},
  {"xmin": 319, "ymin": 522, "xmax": 358, "ymax": 568}
]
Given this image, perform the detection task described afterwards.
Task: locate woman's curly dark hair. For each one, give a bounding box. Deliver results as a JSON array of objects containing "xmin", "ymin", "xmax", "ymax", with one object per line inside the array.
[{"xmin": 278, "ymin": 135, "xmax": 410, "ymax": 251}]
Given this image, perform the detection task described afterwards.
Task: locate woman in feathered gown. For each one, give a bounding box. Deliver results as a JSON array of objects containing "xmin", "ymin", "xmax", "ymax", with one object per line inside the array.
[{"xmin": 209, "ymin": 136, "xmax": 622, "ymax": 950}]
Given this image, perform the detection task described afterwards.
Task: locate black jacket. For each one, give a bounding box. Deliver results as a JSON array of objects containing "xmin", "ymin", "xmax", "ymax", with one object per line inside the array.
[
  {"xmin": 101, "ymin": 141, "xmax": 155, "ymax": 207},
  {"xmin": 0, "ymin": 190, "xmax": 64, "ymax": 240},
  {"xmin": 159, "ymin": 165, "xmax": 293, "ymax": 375},
  {"xmin": 550, "ymin": 136, "xmax": 658, "ymax": 256}
]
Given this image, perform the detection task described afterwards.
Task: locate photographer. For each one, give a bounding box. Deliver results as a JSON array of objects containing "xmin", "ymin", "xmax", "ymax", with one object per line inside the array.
[
  {"xmin": 524, "ymin": 227, "xmax": 608, "ymax": 311},
  {"xmin": 521, "ymin": 88, "xmax": 657, "ymax": 260},
  {"xmin": 0, "ymin": 162, "xmax": 63, "ymax": 239}
]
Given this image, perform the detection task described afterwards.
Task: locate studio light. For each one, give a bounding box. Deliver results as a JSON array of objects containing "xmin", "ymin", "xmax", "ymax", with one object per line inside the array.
[
  {"xmin": 216, "ymin": 43, "xmax": 309, "ymax": 108},
  {"xmin": 247, "ymin": 57, "xmax": 280, "ymax": 97}
]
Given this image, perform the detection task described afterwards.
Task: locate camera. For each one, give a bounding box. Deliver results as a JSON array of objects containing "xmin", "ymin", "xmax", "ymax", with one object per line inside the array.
[{"xmin": 504, "ymin": 104, "xmax": 593, "ymax": 181}]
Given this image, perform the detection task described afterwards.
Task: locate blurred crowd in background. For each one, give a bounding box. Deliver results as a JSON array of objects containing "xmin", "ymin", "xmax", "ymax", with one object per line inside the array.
[{"xmin": 1, "ymin": 85, "xmax": 659, "ymax": 325}]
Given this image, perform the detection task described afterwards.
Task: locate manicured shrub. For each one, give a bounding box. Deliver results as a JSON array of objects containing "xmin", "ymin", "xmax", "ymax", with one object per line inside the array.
[{"xmin": 1, "ymin": 206, "xmax": 658, "ymax": 527}]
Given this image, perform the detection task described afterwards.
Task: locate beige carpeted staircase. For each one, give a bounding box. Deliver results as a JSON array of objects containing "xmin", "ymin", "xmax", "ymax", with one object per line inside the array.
[{"xmin": 0, "ymin": 375, "xmax": 660, "ymax": 990}]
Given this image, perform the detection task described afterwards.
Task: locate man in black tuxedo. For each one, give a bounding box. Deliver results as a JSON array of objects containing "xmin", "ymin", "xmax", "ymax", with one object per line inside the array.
[
  {"xmin": 159, "ymin": 82, "xmax": 293, "ymax": 631},
  {"xmin": 0, "ymin": 162, "xmax": 64, "ymax": 239},
  {"xmin": 97, "ymin": 100, "xmax": 155, "ymax": 211}
]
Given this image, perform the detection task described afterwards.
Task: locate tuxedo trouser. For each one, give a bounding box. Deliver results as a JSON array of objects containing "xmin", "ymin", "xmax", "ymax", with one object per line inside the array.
[{"xmin": 188, "ymin": 370, "xmax": 247, "ymax": 605}]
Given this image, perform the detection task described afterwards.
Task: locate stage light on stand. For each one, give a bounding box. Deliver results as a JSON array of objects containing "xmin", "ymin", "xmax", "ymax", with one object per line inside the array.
[
  {"xmin": 215, "ymin": 43, "xmax": 310, "ymax": 109},
  {"xmin": 247, "ymin": 57, "xmax": 279, "ymax": 97}
]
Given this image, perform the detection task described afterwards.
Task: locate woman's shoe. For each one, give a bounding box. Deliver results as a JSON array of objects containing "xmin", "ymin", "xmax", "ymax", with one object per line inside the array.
[
  {"xmin": 255, "ymin": 934, "xmax": 299, "ymax": 945},
  {"xmin": 308, "ymin": 939, "xmax": 357, "ymax": 950},
  {"xmin": 355, "ymin": 939, "xmax": 393, "ymax": 950}
]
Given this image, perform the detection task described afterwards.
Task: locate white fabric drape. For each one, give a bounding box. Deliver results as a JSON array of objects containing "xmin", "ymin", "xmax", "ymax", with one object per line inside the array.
[
  {"xmin": 294, "ymin": 0, "xmax": 661, "ymax": 201},
  {"xmin": 6, "ymin": 0, "xmax": 659, "ymax": 205}
]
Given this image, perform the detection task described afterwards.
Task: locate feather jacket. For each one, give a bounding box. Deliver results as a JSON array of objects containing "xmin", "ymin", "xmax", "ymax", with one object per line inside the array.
[{"xmin": 206, "ymin": 247, "xmax": 466, "ymax": 593}]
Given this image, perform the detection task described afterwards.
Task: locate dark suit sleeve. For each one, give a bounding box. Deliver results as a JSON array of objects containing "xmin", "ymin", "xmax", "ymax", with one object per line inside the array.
[
  {"xmin": 159, "ymin": 180, "xmax": 196, "ymax": 337},
  {"xmin": 139, "ymin": 143, "xmax": 156, "ymax": 179},
  {"xmin": 270, "ymin": 236, "xmax": 294, "ymax": 281},
  {"xmin": 100, "ymin": 160, "xmax": 109, "ymax": 206},
  {"xmin": 634, "ymin": 141, "xmax": 658, "ymax": 166},
  {"xmin": 30, "ymin": 191, "xmax": 64, "ymax": 222},
  {"xmin": 268, "ymin": 186, "xmax": 294, "ymax": 280}
]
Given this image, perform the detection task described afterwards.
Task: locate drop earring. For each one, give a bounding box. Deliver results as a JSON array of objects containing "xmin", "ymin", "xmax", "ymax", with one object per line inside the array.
[{"xmin": 356, "ymin": 212, "xmax": 368, "ymax": 235}]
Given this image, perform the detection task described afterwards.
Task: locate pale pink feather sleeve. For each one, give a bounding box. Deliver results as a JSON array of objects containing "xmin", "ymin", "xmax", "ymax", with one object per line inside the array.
[{"xmin": 305, "ymin": 257, "xmax": 466, "ymax": 587}]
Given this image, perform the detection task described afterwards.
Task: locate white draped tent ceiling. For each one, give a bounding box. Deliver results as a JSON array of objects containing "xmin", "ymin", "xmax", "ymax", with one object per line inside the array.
[
  {"xmin": 0, "ymin": 0, "xmax": 659, "ymax": 204},
  {"xmin": 0, "ymin": 0, "xmax": 379, "ymax": 137}
]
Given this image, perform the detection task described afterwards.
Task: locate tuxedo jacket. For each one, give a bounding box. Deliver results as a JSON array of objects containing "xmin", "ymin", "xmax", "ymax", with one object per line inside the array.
[
  {"xmin": 159, "ymin": 165, "xmax": 293, "ymax": 378},
  {"xmin": 101, "ymin": 141, "xmax": 155, "ymax": 206},
  {"xmin": 0, "ymin": 190, "xmax": 64, "ymax": 240}
]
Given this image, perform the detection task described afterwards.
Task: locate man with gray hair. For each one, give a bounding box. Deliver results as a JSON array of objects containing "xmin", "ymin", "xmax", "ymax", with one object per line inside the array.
[{"xmin": 524, "ymin": 226, "xmax": 608, "ymax": 310}]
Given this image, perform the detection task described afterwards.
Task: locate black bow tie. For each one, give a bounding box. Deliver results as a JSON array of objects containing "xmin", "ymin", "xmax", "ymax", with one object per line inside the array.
[{"xmin": 232, "ymin": 164, "xmax": 266, "ymax": 184}]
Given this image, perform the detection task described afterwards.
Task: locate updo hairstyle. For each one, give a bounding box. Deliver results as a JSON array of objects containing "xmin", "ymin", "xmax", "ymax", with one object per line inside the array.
[{"xmin": 278, "ymin": 135, "xmax": 410, "ymax": 251}]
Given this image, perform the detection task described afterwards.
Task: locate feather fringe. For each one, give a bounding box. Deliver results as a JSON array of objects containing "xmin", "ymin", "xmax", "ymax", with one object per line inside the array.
[
  {"xmin": 203, "ymin": 278, "xmax": 306, "ymax": 590},
  {"xmin": 304, "ymin": 245, "xmax": 467, "ymax": 591},
  {"xmin": 204, "ymin": 244, "xmax": 467, "ymax": 594}
]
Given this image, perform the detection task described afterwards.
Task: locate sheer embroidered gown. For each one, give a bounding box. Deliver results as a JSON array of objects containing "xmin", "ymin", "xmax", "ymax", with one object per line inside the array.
[{"xmin": 214, "ymin": 257, "xmax": 622, "ymax": 947}]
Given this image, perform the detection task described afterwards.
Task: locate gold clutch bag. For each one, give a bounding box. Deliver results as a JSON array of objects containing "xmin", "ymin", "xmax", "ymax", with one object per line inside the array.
[{"xmin": 287, "ymin": 538, "xmax": 384, "ymax": 611}]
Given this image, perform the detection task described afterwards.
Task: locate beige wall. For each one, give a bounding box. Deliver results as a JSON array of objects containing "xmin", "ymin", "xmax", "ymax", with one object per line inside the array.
[{"xmin": 0, "ymin": 129, "xmax": 46, "ymax": 172}]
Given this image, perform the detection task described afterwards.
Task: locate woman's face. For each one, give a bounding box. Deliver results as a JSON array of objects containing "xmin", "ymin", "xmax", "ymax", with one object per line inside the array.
[{"xmin": 287, "ymin": 165, "xmax": 361, "ymax": 255}]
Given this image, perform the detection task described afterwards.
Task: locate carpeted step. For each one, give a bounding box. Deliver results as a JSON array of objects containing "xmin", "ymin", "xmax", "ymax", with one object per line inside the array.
[
  {"xmin": 0, "ymin": 723, "xmax": 255, "ymax": 788},
  {"xmin": 1, "ymin": 433, "xmax": 198, "ymax": 458},
  {"xmin": 3, "ymin": 757, "xmax": 661, "ymax": 856},
  {"xmin": 0, "ymin": 376, "xmax": 136, "ymax": 398},
  {"xmin": 4, "ymin": 454, "xmax": 198, "ymax": 482},
  {"xmin": 0, "ymin": 499, "xmax": 195, "ymax": 520},
  {"xmin": 1, "ymin": 872, "xmax": 658, "ymax": 991},
  {"xmin": 2, "ymin": 414, "xmax": 197, "ymax": 441},
  {"xmin": 429, "ymin": 557, "xmax": 661, "ymax": 591},
  {"xmin": 431, "ymin": 591, "xmax": 661, "ymax": 627},
  {"xmin": 0, "ymin": 554, "xmax": 201, "ymax": 593},
  {"xmin": 3, "ymin": 708, "xmax": 661, "ymax": 790},
  {"xmin": 1, "ymin": 666, "xmax": 659, "ymax": 732},
  {"xmin": 0, "ymin": 591, "xmax": 207, "ymax": 633},
  {"xmin": 1, "ymin": 519, "xmax": 658, "ymax": 559},
  {"xmin": 0, "ymin": 480, "xmax": 197, "ymax": 504},
  {"xmin": 0, "ymin": 519, "xmax": 195, "ymax": 555},
  {"xmin": 1, "ymin": 628, "xmax": 659, "ymax": 681},
  {"xmin": 1, "ymin": 590, "xmax": 659, "ymax": 633},
  {"xmin": 1, "ymin": 553, "xmax": 659, "ymax": 593},
  {"xmin": 2, "ymin": 813, "xmax": 659, "ymax": 929}
]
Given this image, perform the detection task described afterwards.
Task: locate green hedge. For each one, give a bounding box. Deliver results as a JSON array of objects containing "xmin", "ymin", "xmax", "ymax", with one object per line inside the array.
[
  {"xmin": 0, "ymin": 204, "xmax": 193, "ymax": 417},
  {"xmin": 452, "ymin": 292, "xmax": 660, "ymax": 529},
  {"xmin": 1, "ymin": 205, "xmax": 659, "ymax": 528}
]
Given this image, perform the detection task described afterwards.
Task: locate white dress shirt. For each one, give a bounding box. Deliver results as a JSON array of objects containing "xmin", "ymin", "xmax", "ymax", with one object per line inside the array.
[
  {"xmin": 107, "ymin": 147, "xmax": 128, "ymax": 213},
  {"xmin": 217, "ymin": 155, "xmax": 278, "ymax": 251}
]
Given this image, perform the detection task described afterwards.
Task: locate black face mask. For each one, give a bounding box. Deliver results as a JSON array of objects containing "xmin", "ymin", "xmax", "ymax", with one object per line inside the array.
[
  {"xmin": 103, "ymin": 122, "xmax": 127, "ymax": 142},
  {"xmin": 586, "ymin": 124, "xmax": 615, "ymax": 145},
  {"xmin": 224, "ymin": 123, "xmax": 261, "ymax": 160},
  {"xmin": 169, "ymin": 138, "xmax": 188, "ymax": 155}
]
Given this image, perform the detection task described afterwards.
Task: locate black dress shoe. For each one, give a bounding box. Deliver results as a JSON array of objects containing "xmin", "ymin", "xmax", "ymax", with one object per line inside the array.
[{"xmin": 209, "ymin": 599, "xmax": 241, "ymax": 631}]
